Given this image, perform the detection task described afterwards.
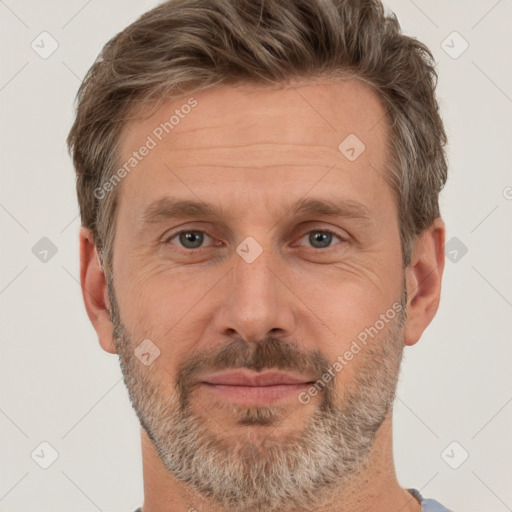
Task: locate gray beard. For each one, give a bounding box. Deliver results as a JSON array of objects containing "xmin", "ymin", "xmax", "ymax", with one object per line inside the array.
[{"xmin": 110, "ymin": 282, "xmax": 406, "ymax": 512}]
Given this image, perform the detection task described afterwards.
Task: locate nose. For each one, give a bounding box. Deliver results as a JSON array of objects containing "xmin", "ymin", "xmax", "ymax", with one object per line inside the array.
[{"xmin": 213, "ymin": 242, "xmax": 297, "ymax": 343}]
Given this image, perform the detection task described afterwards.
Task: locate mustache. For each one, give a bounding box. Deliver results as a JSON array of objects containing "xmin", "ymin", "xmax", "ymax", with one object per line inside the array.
[{"xmin": 175, "ymin": 337, "xmax": 331, "ymax": 401}]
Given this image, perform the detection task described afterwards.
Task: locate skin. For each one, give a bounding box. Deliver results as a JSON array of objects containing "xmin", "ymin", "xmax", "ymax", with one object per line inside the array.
[{"xmin": 79, "ymin": 77, "xmax": 445, "ymax": 512}]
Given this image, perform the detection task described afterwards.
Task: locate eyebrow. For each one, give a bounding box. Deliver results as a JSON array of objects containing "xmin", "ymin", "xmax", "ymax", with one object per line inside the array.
[{"xmin": 140, "ymin": 196, "xmax": 372, "ymax": 228}]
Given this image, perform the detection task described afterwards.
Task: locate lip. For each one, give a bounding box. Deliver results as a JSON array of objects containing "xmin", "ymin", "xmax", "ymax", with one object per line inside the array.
[
  {"xmin": 198, "ymin": 370, "xmax": 315, "ymax": 406},
  {"xmin": 200, "ymin": 370, "xmax": 315, "ymax": 387}
]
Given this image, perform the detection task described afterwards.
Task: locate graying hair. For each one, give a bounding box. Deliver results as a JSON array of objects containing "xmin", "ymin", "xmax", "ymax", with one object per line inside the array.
[{"xmin": 66, "ymin": 0, "xmax": 448, "ymax": 276}]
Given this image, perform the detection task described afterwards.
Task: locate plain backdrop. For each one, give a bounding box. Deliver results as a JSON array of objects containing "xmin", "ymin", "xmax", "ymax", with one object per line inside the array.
[{"xmin": 0, "ymin": 0, "xmax": 511, "ymax": 511}]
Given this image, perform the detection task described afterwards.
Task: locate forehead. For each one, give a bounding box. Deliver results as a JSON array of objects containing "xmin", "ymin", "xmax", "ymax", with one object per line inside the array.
[
  {"xmin": 121, "ymin": 77, "xmax": 388, "ymax": 156},
  {"xmin": 116, "ymin": 77, "xmax": 392, "ymax": 217}
]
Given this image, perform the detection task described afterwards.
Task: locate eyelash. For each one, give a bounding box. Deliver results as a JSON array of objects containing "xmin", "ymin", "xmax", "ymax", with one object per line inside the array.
[{"xmin": 162, "ymin": 227, "xmax": 346, "ymax": 251}]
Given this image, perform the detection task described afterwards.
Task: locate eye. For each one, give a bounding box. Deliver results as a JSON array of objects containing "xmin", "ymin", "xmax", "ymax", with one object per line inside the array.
[
  {"xmin": 297, "ymin": 229, "xmax": 345, "ymax": 250},
  {"xmin": 164, "ymin": 230, "xmax": 215, "ymax": 250},
  {"xmin": 163, "ymin": 228, "xmax": 346, "ymax": 252}
]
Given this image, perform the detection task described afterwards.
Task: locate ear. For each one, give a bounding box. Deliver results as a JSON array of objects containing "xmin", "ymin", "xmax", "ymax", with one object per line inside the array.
[
  {"xmin": 404, "ymin": 218, "xmax": 446, "ymax": 346},
  {"xmin": 79, "ymin": 227, "xmax": 117, "ymax": 354}
]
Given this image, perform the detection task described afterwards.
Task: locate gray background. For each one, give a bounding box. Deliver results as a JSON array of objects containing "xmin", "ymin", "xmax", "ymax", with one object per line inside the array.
[{"xmin": 1, "ymin": 0, "xmax": 511, "ymax": 510}]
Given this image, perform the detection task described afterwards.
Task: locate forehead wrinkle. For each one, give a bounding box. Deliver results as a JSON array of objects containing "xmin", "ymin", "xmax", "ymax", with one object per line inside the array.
[
  {"xmin": 163, "ymin": 142, "xmax": 352, "ymax": 160},
  {"xmin": 151, "ymin": 143, "xmax": 361, "ymax": 176}
]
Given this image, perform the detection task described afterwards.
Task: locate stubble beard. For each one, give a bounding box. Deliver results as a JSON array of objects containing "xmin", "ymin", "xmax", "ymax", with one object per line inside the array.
[{"xmin": 109, "ymin": 280, "xmax": 407, "ymax": 512}]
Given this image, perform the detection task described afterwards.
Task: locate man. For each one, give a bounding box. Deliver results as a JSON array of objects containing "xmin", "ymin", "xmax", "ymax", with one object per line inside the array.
[{"xmin": 67, "ymin": 0, "xmax": 453, "ymax": 511}]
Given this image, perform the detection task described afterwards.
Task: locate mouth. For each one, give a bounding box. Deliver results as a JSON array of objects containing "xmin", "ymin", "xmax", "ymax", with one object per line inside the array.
[{"xmin": 199, "ymin": 370, "xmax": 316, "ymax": 406}]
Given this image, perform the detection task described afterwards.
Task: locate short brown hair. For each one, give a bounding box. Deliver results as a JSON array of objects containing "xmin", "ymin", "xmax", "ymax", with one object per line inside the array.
[{"xmin": 66, "ymin": 0, "xmax": 448, "ymax": 277}]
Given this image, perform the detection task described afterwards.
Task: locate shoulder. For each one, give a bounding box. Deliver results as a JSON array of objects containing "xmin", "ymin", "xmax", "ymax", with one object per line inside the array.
[{"xmin": 407, "ymin": 488, "xmax": 455, "ymax": 512}]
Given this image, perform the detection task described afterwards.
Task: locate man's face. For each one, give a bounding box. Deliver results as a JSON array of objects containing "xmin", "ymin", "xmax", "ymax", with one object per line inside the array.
[{"xmin": 109, "ymin": 78, "xmax": 406, "ymax": 510}]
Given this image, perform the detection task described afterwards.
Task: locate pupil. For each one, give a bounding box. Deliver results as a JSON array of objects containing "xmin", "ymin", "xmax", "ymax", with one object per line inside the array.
[
  {"xmin": 311, "ymin": 231, "xmax": 331, "ymax": 248},
  {"xmin": 181, "ymin": 231, "xmax": 203, "ymax": 248}
]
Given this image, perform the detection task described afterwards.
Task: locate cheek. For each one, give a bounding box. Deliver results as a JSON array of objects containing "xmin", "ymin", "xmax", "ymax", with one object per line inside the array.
[
  {"xmin": 299, "ymin": 258, "xmax": 396, "ymax": 316},
  {"xmin": 298, "ymin": 259, "xmax": 402, "ymax": 367},
  {"xmin": 115, "ymin": 277, "xmax": 203, "ymax": 386},
  {"xmin": 118, "ymin": 265, "xmax": 214, "ymax": 354}
]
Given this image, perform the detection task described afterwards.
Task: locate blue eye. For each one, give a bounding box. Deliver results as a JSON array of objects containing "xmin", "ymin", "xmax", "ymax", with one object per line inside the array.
[
  {"xmin": 164, "ymin": 228, "xmax": 344, "ymax": 251},
  {"xmin": 165, "ymin": 230, "xmax": 214, "ymax": 249},
  {"xmin": 298, "ymin": 229, "xmax": 344, "ymax": 249}
]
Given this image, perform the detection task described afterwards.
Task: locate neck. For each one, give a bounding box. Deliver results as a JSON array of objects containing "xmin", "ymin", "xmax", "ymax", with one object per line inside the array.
[{"xmin": 139, "ymin": 414, "xmax": 421, "ymax": 512}]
